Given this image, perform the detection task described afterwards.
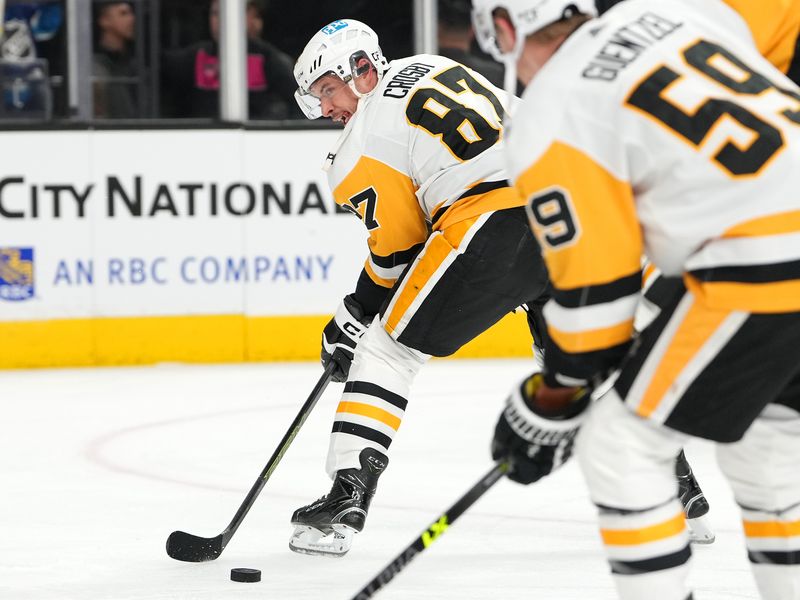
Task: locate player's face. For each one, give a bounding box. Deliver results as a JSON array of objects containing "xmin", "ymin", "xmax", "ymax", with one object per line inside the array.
[{"xmin": 309, "ymin": 75, "xmax": 359, "ymax": 125}]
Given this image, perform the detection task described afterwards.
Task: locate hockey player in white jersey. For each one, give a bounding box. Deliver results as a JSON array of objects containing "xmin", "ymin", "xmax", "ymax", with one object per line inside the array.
[
  {"xmin": 288, "ymin": 19, "xmax": 551, "ymax": 556},
  {"xmin": 471, "ymin": 0, "xmax": 800, "ymax": 598}
]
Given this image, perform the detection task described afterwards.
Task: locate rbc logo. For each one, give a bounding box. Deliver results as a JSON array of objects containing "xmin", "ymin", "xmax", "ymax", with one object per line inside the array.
[
  {"xmin": 0, "ymin": 247, "xmax": 34, "ymax": 301},
  {"xmin": 321, "ymin": 20, "xmax": 348, "ymax": 35}
]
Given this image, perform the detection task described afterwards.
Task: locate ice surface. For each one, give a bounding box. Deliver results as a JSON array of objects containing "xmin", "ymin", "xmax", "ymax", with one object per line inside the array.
[{"xmin": 1, "ymin": 360, "xmax": 759, "ymax": 599}]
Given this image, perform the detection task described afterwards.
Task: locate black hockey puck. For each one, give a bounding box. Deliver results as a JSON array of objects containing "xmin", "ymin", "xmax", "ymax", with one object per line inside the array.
[{"xmin": 231, "ymin": 568, "xmax": 261, "ymax": 583}]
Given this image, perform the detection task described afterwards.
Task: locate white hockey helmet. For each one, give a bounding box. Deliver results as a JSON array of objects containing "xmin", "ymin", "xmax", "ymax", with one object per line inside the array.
[
  {"xmin": 471, "ymin": 0, "xmax": 596, "ymax": 91},
  {"xmin": 294, "ymin": 19, "xmax": 390, "ymax": 119}
]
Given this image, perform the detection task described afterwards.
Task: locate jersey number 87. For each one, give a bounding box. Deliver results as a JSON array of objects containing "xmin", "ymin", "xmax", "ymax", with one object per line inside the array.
[{"xmin": 405, "ymin": 65, "xmax": 506, "ymax": 161}]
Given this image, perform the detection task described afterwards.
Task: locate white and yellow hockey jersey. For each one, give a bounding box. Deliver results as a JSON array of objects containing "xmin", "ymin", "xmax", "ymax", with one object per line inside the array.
[
  {"xmin": 506, "ymin": 0, "xmax": 800, "ymax": 380},
  {"xmin": 324, "ymin": 54, "xmax": 522, "ymax": 293}
]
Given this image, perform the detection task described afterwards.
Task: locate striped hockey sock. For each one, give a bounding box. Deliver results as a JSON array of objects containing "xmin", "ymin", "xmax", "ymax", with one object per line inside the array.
[
  {"xmin": 599, "ymin": 499, "xmax": 693, "ymax": 600},
  {"xmin": 743, "ymin": 504, "xmax": 800, "ymax": 599}
]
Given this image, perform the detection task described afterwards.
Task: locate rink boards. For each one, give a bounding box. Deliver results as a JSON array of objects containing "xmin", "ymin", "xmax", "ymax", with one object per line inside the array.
[{"xmin": 0, "ymin": 128, "xmax": 531, "ymax": 368}]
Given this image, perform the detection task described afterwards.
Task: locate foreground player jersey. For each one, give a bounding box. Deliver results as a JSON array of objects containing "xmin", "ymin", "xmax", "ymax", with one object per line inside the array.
[
  {"xmin": 721, "ymin": 0, "xmax": 800, "ymax": 76},
  {"xmin": 324, "ymin": 54, "xmax": 520, "ymax": 289},
  {"xmin": 506, "ymin": 0, "xmax": 800, "ymax": 382}
]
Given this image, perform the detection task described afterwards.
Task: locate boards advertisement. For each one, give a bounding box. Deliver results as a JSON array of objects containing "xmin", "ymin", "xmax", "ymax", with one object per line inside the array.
[{"xmin": 0, "ymin": 129, "xmax": 530, "ymax": 368}]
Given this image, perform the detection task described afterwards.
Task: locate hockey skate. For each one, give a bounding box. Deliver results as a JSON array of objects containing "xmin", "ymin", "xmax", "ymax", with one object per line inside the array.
[
  {"xmin": 676, "ymin": 450, "xmax": 715, "ymax": 545},
  {"xmin": 289, "ymin": 447, "xmax": 388, "ymax": 557}
]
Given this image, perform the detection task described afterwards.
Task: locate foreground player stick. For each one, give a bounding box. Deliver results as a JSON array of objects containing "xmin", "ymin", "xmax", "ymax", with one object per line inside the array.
[
  {"xmin": 350, "ymin": 462, "xmax": 508, "ymax": 600},
  {"xmin": 166, "ymin": 363, "xmax": 336, "ymax": 562}
]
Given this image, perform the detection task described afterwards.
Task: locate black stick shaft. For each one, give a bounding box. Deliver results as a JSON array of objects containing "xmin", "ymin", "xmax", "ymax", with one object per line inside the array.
[
  {"xmin": 220, "ymin": 362, "xmax": 336, "ymax": 543},
  {"xmin": 351, "ymin": 462, "xmax": 507, "ymax": 600},
  {"xmin": 166, "ymin": 363, "xmax": 336, "ymax": 561}
]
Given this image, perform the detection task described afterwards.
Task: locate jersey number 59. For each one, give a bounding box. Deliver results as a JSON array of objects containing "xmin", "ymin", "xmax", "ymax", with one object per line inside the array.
[{"xmin": 627, "ymin": 39, "xmax": 800, "ymax": 177}]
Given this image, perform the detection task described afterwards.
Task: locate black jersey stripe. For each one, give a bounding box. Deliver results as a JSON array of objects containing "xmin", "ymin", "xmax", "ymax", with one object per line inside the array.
[
  {"xmin": 431, "ymin": 204, "xmax": 450, "ymax": 227},
  {"xmin": 331, "ymin": 421, "xmax": 393, "ymax": 449},
  {"xmin": 344, "ymin": 381, "xmax": 409, "ymax": 410},
  {"xmin": 355, "ymin": 268, "xmax": 393, "ymax": 316},
  {"xmin": 370, "ymin": 243, "xmax": 425, "ymax": 270},
  {"xmin": 748, "ymin": 549, "xmax": 800, "ymax": 565},
  {"xmin": 430, "ymin": 180, "xmax": 510, "ymax": 226},
  {"xmin": 643, "ymin": 275, "xmax": 685, "ymax": 309},
  {"xmin": 554, "ymin": 271, "xmax": 642, "ymax": 309},
  {"xmin": 457, "ymin": 179, "xmax": 510, "ymax": 200},
  {"xmin": 690, "ymin": 259, "xmax": 800, "ymax": 284},
  {"xmin": 609, "ymin": 545, "xmax": 692, "ymax": 575}
]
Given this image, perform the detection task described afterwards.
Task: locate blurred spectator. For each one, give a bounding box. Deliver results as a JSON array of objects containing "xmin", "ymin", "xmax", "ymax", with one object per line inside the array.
[
  {"xmin": 0, "ymin": 0, "xmax": 63, "ymax": 119},
  {"xmin": 161, "ymin": 0, "xmax": 298, "ymax": 120},
  {"xmin": 437, "ymin": 0, "xmax": 504, "ymax": 88},
  {"xmin": 92, "ymin": 1, "xmax": 140, "ymax": 119},
  {"xmin": 244, "ymin": 0, "xmax": 263, "ymax": 40},
  {"xmin": 2, "ymin": 1, "xmax": 63, "ymax": 62}
]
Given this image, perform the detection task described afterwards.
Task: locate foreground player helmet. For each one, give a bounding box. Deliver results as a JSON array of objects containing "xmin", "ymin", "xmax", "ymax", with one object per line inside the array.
[
  {"xmin": 294, "ymin": 19, "xmax": 390, "ymax": 119},
  {"xmin": 471, "ymin": 0, "xmax": 596, "ymax": 92}
]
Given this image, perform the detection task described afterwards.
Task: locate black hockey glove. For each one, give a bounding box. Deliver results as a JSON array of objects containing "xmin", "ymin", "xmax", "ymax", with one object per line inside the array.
[
  {"xmin": 492, "ymin": 372, "xmax": 589, "ymax": 485},
  {"xmin": 322, "ymin": 295, "xmax": 371, "ymax": 383}
]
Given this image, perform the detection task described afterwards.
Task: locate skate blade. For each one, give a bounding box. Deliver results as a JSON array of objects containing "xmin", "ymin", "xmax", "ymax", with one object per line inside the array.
[
  {"xmin": 289, "ymin": 524, "xmax": 354, "ymax": 558},
  {"xmin": 687, "ymin": 516, "xmax": 715, "ymax": 545}
]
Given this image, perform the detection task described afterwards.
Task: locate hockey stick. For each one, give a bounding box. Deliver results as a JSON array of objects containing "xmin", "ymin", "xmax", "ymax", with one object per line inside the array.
[
  {"xmin": 166, "ymin": 362, "xmax": 336, "ymax": 562},
  {"xmin": 350, "ymin": 461, "xmax": 508, "ymax": 600}
]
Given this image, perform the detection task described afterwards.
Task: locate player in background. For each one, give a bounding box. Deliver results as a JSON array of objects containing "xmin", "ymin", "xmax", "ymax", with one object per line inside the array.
[
  {"xmin": 471, "ymin": 0, "xmax": 800, "ymax": 598},
  {"xmin": 288, "ymin": 18, "xmax": 551, "ymax": 557}
]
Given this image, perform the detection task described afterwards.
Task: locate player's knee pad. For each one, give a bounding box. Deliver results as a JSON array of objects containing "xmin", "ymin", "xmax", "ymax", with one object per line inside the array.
[
  {"xmin": 349, "ymin": 318, "xmax": 428, "ymax": 383},
  {"xmin": 577, "ymin": 389, "xmax": 687, "ymax": 510},
  {"xmin": 716, "ymin": 403, "xmax": 800, "ymax": 512}
]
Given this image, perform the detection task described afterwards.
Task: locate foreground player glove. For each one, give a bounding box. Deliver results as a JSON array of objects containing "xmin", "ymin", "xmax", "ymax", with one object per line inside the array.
[
  {"xmin": 492, "ymin": 372, "xmax": 589, "ymax": 485},
  {"xmin": 322, "ymin": 295, "xmax": 371, "ymax": 383}
]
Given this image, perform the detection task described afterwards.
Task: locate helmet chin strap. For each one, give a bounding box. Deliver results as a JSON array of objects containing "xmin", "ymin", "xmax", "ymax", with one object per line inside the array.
[
  {"xmin": 502, "ymin": 34, "xmax": 525, "ymax": 116},
  {"xmin": 503, "ymin": 54, "xmax": 519, "ymax": 100}
]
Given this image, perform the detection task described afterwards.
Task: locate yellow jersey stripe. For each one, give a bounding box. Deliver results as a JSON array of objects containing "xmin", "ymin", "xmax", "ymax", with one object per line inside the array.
[
  {"xmin": 744, "ymin": 519, "xmax": 800, "ymax": 538},
  {"xmin": 364, "ymin": 260, "xmax": 396, "ymax": 288},
  {"xmin": 601, "ymin": 513, "xmax": 686, "ymax": 546},
  {"xmin": 548, "ymin": 319, "xmax": 634, "ymax": 354},
  {"xmin": 723, "ymin": 209, "xmax": 800, "ymax": 238},
  {"xmin": 636, "ymin": 298, "xmax": 731, "ymax": 418},
  {"xmin": 384, "ymin": 217, "xmax": 476, "ymax": 334},
  {"xmin": 435, "ymin": 186, "xmax": 525, "ymax": 230},
  {"xmin": 336, "ymin": 401, "xmax": 402, "ymax": 431},
  {"xmin": 685, "ymin": 276, "xmax": 800, "ymax": 313}
]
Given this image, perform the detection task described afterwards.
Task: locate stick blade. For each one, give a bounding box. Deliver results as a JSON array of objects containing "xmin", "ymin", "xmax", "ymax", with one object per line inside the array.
[{"xmin": 166, "ymin": 530, "xmax": 224, "ymax": 562}]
